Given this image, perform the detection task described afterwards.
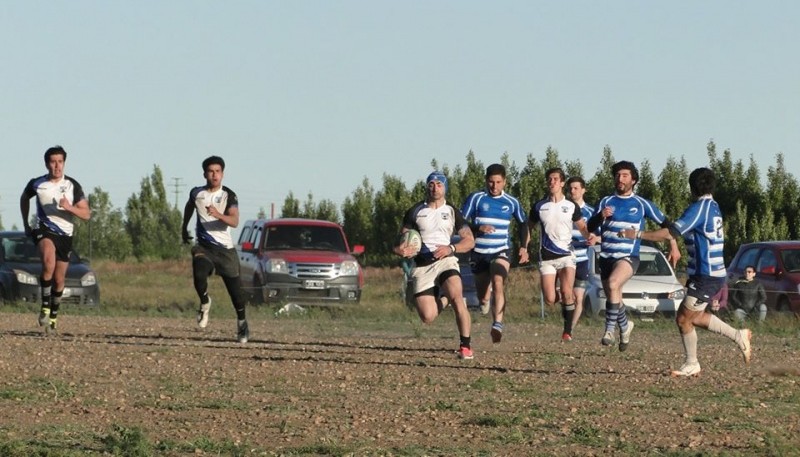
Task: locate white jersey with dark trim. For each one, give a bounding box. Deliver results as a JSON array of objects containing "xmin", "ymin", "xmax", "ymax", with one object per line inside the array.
[
  {"xmin": 403, "ymin": 200, "xmax": 467, "ymax": 264},
  {"xmin": 23, "ymin": 174, "xmax": 87, "ymax": 237},
  {"xmin": 188, "ymin": 185, "xmax": 238, "ymax": 249},
  {"xmin": 529, "ymin": 196, "xmax": 581, "ymax": 257},
  {"xmin": 461, "ymin": 190, "xmax": 527, "ymax": 255}
]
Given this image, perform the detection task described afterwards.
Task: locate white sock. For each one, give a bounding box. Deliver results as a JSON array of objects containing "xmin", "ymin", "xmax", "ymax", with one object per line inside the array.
[
  {"xmin": 708, "ymin": 315, "xmax": 738, "ymax": 341},
  {"xmin": 681, "ymin": 329, "xmax": 699, "ymax": 364}
]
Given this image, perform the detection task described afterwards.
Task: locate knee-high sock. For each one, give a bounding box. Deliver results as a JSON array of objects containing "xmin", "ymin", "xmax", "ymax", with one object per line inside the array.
[{"xmin": 680, "ymin": 328, "xmax": 698, "ymax": 364}]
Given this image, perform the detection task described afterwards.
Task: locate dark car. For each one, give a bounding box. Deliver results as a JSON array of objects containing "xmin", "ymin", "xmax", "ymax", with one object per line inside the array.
[
  {"xmin": 726, "ymin": 241, "xmax": 800, "ymax": 314},
  {"xmin": 0, "ymin": 231, "xmax": 100, "ymax": 306}
]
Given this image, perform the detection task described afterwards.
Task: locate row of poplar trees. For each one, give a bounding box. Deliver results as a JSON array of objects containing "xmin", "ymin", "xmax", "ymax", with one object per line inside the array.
[{"xmin": 49, "ymin": 140, "xmax": 798, "ymax": 267}]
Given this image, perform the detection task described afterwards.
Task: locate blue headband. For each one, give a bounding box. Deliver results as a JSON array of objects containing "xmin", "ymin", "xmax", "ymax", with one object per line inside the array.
[{"xmin": 426, "ymin": 171, "xmax": 448, "ymax": 192}]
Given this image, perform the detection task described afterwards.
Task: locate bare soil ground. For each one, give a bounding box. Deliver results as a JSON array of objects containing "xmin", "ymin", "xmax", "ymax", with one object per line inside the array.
[{"xmin": 1, "ymin": 310, "xmax": 799, "ymax": 456}]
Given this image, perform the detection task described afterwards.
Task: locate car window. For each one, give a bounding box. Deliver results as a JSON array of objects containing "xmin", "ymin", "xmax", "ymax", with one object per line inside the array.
[
  {"xmin": 757, "ymin": 249, "xmax": 777, "ymax": 273},
  {"xmin": 237, "ymin": 225, "xmax": 252, "ymax": 245},
  {"xmin": 781, "ymin": 249, "xmax": 800, "ymax": 273},
  {"xmin": 636, "ymin": 251, "xmax": 672, "ymax": 276},
  {"xmin": 734, "ymin": 248, "xmax": 761, "ymax": 272},
  {"xmin": 3, "ymin": 237, "xmax": 40, "ymax": 262}
]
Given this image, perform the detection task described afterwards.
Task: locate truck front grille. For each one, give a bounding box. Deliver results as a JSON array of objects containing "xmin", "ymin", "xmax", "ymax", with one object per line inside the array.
[{"xmin": 289, "ymin": 263, "xmax": 339, "ymax": 279}]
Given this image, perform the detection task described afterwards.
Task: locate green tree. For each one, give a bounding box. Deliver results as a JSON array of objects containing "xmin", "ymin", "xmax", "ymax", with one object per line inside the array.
[
  {"xmin": 766, "ymin": 153, "xmax": 800, "ymax": 239},
  {"xmin": 585, "ymin": 145, "xmax": 616, "ymax": 204},
  {"xmin": 372, "ymin": 174, "xmax": 415, "ymax": 266},
  {"xmin": 125, "ymin": 166, "xmax": 183, "ymax": 260},
  {"xmin": 655, "ymin": 156, "xmax": 689, "ymax": 219},
  {"xmin": 341, "ymin": 177, "xmax": 375, "ymax": 250},
  {"xmin": 74, "ymin": 187, "xmax": 133, "ymax": 261},
  {"xmin": 281, "ymin": 192, "xmax": 301, "ymax": 218}
]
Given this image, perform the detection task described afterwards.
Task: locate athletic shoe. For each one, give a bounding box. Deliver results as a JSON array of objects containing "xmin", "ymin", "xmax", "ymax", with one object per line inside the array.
[
  {"xmin": 600, "ymin": 331, "xmax": 615, "ymax": 346},
  {"xmin": 46, "ymin": 318, "xmax": 57, "ymax": 335},
  {"xmin": 619, "ymin": 321, "xmax": 634, "ymax": 352},
  {"xmin": 479, "ymin": 300, "xmax": 491, "ymax": 315},
  {"xmin": 739, "ymin": 328, "xmax": 752, "ymax": 364},
  {"xmin": 38, "ymin": 308, "xmax": 50, "ymax": 327},
  {"xmin": 456, "ymin": 346, "xmax": 474, "ymax": 360},
  {"xmin": 237, "ymin": 319, "xmax": 249, "ymax": 344},
  {"xmin": 561, "ymin": 332, "xmax": 573, "ymax": 342},
  {"xmin": 670, "ymin": 361, "xmax": 701, "ymax": 377},
  {"xmin": 197, "ymin": 298, "xmax": 211, "ymax": 329},
  {"xmin": 490, "ymin": 323, "xmax": 503, "ymax": 344}
]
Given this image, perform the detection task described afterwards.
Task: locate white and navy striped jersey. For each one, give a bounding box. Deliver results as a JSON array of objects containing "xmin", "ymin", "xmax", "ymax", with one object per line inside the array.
[
  {"xmin": 460, "ymin": 190, "xmax": 526, "ymax": 255},
  {"xmin": 571, "ymin": 202, "xmax": 596, "ymax": 263},
  {"xmin": 403, "ymin": 201, "xmax": 467, "ymax": 265},
  {"xmin": 188, "ymin": 185, "xmax": 238, "ymax": 249},
  {"xmin": 594, "ymin": 193, "xmax": 668, "ymax": 259},
  {"xmin": 22, "ymin": 174, "xmax": 87, "ymax": 237},
  {"xmin": 529, "ymin": 196, "xmax": 581, "ymax": 258},
  {"xmin": 671, "ymin": 195, "xmax": 726, "ymax": 277}
]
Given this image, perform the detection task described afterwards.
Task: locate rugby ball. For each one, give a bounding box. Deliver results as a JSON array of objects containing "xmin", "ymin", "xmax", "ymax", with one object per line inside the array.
[{"xmin": 401, "ymin": 229, "xmax": 422, "ymax": 256}]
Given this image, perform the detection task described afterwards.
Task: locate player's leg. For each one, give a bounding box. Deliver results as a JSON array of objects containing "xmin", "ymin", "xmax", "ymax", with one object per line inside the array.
[
  {"xmin": 472, "ymin": 256, "xmax": 492, "ymax": 315},
  {"xmin": 489, "ymin": 257, "xmax": 510, "ymax": 343},
  {"xmin": 600, "ymin": 258, "xmax": 634, "ymax": 346},
  {"xmin": 191, "ymin": 247, "xmax": 215, "ymax": 328},
  {"xmin": 439, "ymin": 260, "xmax": 473, "ymax": 359},
  {"xmin": 557, "ymin": 262, "xmax": 577, "ymax": 340},
  {"xmin": 571, "ymin": 260, "xmax": 590, "ymax": 332},
  {"xmin": 217, "ymin": 248, "xmax": 248, "ymax": 342},
  {"xmin": 47, "ymin": 259, "xmax": 69, "ymax": 332},
  {"xmin": 35, "ymin": 236, "xmax": 57, "ymax": 327}
]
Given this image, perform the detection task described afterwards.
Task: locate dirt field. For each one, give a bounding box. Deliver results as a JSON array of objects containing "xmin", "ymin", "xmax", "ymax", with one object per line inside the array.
[{"xmin": 1, "ymin": 310, "xmax": 799, "ymax": 456}]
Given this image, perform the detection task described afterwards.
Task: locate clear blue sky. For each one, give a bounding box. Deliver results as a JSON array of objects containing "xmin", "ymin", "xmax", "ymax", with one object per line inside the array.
[{"xmin": 2, "ymin": 1, "xmax": 798, "ymax": 232}]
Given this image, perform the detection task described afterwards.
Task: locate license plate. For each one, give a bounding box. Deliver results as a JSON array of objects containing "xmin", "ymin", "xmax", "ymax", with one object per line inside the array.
[
  {"xmin": 303, "ymin": 280, "xmax": 325, "ymax": 289},
  {"xmin": 641, "ymin": 305, "xmax": 654, "ymax": 313},
  {"xmin": 62, "ymin": 288, "xmax": 72, "ymax": 297}
]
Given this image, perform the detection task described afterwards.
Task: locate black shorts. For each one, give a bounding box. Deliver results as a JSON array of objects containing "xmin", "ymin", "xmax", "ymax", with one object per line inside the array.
[
  {"xmin": 33, "ymin": 229, "xmax": 73, "ymax": 263},
  {"xmin": 470, "ymin": 250, "xmax": 509, "ymax": 275},
  {"xmin": 575, "ymin": 260, "xmax": 590, "ymax": 282},
  {"xmin": 191, "ymin": 244, "xmax": 240, "ymax": 278},
  {"xmin": 685, "ymin": 275, "xmax": 725, "ymax": 303},
  {"xmin": 599, "ymin": 256, "xmax": 640, "ymax": 281}
]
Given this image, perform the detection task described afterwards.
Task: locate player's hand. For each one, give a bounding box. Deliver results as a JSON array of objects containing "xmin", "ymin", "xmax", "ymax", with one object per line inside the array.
[
  {"xmin": 586, "ymin": 233, "xmax": 601, "ymax": 245},
  {"xmin": 182, "ymin": 230, "xmax": 193, "ymax": 245},
  {"xmin": 518, "ymin": 248, "xmax": 530, "ymax": 265}
]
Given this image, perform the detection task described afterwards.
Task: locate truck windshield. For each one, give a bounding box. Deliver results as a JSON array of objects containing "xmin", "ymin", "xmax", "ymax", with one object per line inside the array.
[{"xmin": 264, "ymin": 226, "xmax": 347, "ymax": 252}]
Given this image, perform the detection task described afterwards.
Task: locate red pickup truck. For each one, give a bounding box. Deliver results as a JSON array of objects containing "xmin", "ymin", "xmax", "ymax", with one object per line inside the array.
[{"xmin": 237, "ymin": 218, "xmax": 365, "ymax": 304}]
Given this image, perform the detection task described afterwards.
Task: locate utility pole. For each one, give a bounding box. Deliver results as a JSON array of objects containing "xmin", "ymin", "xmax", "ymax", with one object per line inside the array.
[{"xmin": 171, "ymin": 177, "xmax": 185, "ymax": 209}]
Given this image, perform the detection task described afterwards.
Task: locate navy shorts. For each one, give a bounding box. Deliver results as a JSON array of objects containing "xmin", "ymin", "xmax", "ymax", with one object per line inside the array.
[
  {"xmin": 470, "ymin": 250, "xmax": 509, "ymax": 275},
  {"xmin": 33, "ymin": 229, "xmax": 73, "ymax": 263},
  {"xmin": 685, "ymin": 276, "xmax": 725, "ymax": 303},
  {"xmin": 575, "ymin": 260, "xmax": 590, "ymax": 282},
  {"xmin": 599, "ymin": 256, "xmax": 640, "ymax": 281}
]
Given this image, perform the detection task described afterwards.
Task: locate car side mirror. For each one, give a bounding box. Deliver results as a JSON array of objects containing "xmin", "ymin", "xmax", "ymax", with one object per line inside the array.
[
  {"xmin": 241, "ymin": 241, "xmax": 255, "ymax": 251},
  {"xmin": 352, "ymin": 245, "xmax": 365, "ymax": 255}
]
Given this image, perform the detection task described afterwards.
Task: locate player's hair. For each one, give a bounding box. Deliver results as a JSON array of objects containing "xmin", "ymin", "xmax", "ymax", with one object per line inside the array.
[
  {"xmin": 689, "ymin": 167, "xmax": 715, "ymax": 197},
  {"xmin": 545, "ymin": 167, "xmax": 566, "ymax": 182},
  {"xmin": 611, "ymin": 160, "xmax": 639, "ymax": 182},
  {"xmin": 566, "ymin": 176, "xmax": 586, "ymax": 188},
  {"xmin": 202, "ymin": 155, "xmax": 226, "ymax": 172},
  {"xmin": 485, "ymin": 163, "xmax": 506, "ymax": 178},
  {"xmin": 44, "ymin": 145, "xmax": 67, "ymax": 163}
]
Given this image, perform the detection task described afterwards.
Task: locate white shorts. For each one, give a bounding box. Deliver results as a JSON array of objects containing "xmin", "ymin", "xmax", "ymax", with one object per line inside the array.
[
  {"xmin": 411, "ymin": 256, "xmax": 460, "ymax": 294},
  {"xmin": 539, "ymin": 255, "xmax": 576, "ymax": 275}
]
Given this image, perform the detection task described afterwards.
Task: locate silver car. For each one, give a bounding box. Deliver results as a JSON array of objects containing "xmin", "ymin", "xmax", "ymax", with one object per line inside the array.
[{"xmin": 584, "ymin": 245, "xmax": 685, "ymax": 317}]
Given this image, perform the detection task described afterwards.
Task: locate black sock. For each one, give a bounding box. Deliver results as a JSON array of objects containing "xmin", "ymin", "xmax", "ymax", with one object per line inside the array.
[
  {"xmin": 460, "ymin": 335, "xmax": 471, "ymax": 349},
  {"xmin": 51, "ymin": 290, "xmax": 63, "ymax": 319},
  {"xmin": 563, "ymin": 303, "xmax": 576, "ymax": 334}
]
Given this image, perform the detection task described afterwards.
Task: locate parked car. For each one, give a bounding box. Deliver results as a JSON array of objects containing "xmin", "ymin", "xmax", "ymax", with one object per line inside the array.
[
  {"xmin": 726, "ymin": 241, "xmax": 800, "ymax": 314},
  {"xmin": 584, "ymin": 245, "xmax": 685, "ymax": 317},
  {"xmin": 0, "ymin": 231, "xmax": 100, "ymax": 306},
  {"xmin": 237, "ymin": 219, "xmax": 365, "ymax": 304},
  {"xmin": 402, "ymin": 236, "xmax": 479, "ymax": 310}
]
